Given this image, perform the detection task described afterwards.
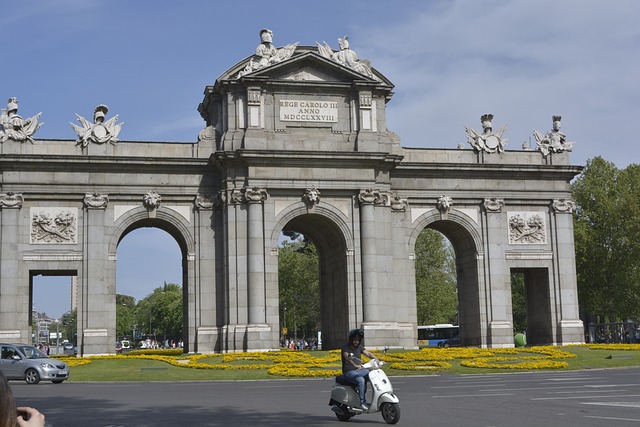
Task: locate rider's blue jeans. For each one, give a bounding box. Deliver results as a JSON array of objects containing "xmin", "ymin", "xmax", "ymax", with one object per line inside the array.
[{"xmin": 344, "ymin": 368, "xmax": 369, "ymax": 404}]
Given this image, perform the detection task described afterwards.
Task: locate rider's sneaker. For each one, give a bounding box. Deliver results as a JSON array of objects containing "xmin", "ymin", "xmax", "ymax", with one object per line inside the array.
[{"xmin": 360, "ymin": 402, "xmax": 369, "ymax": 411}]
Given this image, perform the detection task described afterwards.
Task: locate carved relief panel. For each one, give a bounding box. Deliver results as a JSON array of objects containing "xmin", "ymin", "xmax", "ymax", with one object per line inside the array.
[
  {"xmin": 507, "ymin": 211, "xmax": 547, "ymax": 244},
  {"xmin": 30, "ymin": 207, "xmax": 78, "ymax": 244}
]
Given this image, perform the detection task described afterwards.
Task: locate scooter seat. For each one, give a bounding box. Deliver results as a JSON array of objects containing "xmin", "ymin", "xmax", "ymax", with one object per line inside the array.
[{"xmin": 335, "ymin": 374, "xmax": 359, "ymax": 387}]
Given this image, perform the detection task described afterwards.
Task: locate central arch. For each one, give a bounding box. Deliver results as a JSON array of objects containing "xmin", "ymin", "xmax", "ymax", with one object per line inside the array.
[{"xmin": 271, "ymin": 203, "xmax": 354, "ymax": 349}]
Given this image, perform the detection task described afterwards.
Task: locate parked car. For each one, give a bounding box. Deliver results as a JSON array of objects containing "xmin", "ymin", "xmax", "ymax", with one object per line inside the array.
[
  {"xmin": 0, "ymin": 343, "xmax": 69, "ymax": 384},
  {"xmin": 439, "ymin": 335, "xmax": 461, "ymax": 348}
]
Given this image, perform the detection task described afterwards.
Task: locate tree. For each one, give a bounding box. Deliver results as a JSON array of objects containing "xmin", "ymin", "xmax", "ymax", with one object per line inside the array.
[
  {"xmin": 278, "ymin": 239, "xmax": 320, "ymax": 339},
  {"xmin": 60, "ymin": 310, "xmax": 77, "ymax": 344},
  {"xmin": 511, "ymin": 272, "xmax": 527, "ymax": 333},
  {"xmin": 573, "ymin": 157, "xmax": 640, "ymax": 321},
  {"xmin": 134, "ymin": 283, "xmax": 183, "ymax": 341},
  {"xmin": 116, "ymin": 294, "xmax": 136, "ymax": 339},
  {"xmin": 414, "ymin": 228, "xmax": 458, "ymax": 325}
]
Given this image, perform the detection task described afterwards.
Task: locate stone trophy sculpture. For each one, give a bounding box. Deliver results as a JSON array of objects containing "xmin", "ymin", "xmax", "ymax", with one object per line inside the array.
[
  {"xmin": 533, "ymin": 115, "xmax": 575, "ymax": 157},
  {"xmin": 0, "ymin": 97, "xmax": 43, "ymax": 143},
  {"xmin": 237, "ymin": 29, "xmax": 298, "ymax": 77},
  {"xmin": 465, "ymin": 114, "xmax": 508, "ymax": 154},
  {"xmin": 70, "ymin": 104, "xmax": 123, "ymax": 146},
  {"xmin": 316, "ymin": 36, "xmax": 377, "ymax": 80}
]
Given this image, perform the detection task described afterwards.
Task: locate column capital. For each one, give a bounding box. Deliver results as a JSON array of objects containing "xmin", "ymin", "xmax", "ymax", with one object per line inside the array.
[
  {"xmin": 552, "ymin": 198, "xmax": 576, "ymax": 213},
  {"xmin": 0, "ymin": 192, "xmax": 24, "ymax": 209},
  {"xmin": 245, "ymin": 187, "xmax": 269, "ymax": 203},
  {"xmin": 194, "ymin": 194, "xmax": 216, "ymax": 210},
  {"xmin": 84, "ymin": 192, "xmax": 109, "ymax": 209},
  {"xmin": 483, "ymin": 197, "xmax": 504, "ymax": 213},
  {"xmin": 358, "ymin": 188, "xmax": 376, "ymax": 205}
]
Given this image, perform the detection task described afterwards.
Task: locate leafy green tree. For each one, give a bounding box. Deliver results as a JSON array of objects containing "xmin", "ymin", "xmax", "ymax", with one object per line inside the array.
[
  {"xmin": 60, "ymin": 309, "xmax": 77, "ymax": 344},
  {"xmin": 573, "ymin": 157, "xmax": 640, "ymax": 321},
  {"xmin": 278, "ymin": 239, "xmax": 320, "ymax": 339},
  {"xmin": 511, "ymin": 272, "xmax": 527, "ymax": 333},
  {"xmin": 116, "ymin": 294, "xmax": 136, "ymax": 339},
  {"xmin": 134, "ymin": 283, "xmax": 183, "ymax": 340},
  {"xmin": 415, "ymin": 228, "xmax": 457, "ymax": 325}
]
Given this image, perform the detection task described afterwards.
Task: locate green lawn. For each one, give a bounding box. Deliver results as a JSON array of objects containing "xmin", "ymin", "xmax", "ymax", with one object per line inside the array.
[{"xmin": 65, "ymin": 346, "xmax": 640, "ymax": 382}]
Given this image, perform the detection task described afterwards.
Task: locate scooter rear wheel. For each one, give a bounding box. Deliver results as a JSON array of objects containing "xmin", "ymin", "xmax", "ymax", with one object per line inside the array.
[{"xmin": 381, "ymin": 402, "xmax": 401, "ymax": 424}]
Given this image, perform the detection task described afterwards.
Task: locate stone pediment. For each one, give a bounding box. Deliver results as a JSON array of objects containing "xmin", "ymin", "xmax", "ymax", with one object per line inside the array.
[
  {"xmin": 219, "ymin": 48, "xmax": 393, "ymax": 88},
  {"xmin": 279, "ymin": 65, "xmax": 341, "ymax": 83}
]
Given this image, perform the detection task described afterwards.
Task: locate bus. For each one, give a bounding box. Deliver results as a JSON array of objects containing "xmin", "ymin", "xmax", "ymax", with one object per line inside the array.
[{"xmin": 417, "ymin": 324, "xmax": 459, "ymax": 347}]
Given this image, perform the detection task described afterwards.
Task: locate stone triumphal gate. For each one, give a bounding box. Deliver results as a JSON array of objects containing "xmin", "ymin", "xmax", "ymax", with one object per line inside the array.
[{"xmin": 0, "ymin": 32, "xmax": 584, "ymax": 355}]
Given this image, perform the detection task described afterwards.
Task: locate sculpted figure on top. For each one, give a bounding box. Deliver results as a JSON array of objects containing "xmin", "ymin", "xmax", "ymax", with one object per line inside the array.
[
  {"xmin": 0, "ymin": 97, "xmax": 43, "ymax": 143},
  {"xmin": 465, "ymin": 114, "xmax": 508, "ymax": 154},
  {"xmin": 317, "ymin": 36, "xmax": 377, "ymax": 80},
  {"xmin": 533, "ymin": 116, "xmax": 575, "ymax": 157},
  {"xmin": 71, "ymin": 104, "xmax": 123, "ymax": 147},
  {"xmin": 237, "ymin": 29, "xmax": 299, "ymax": 78}
]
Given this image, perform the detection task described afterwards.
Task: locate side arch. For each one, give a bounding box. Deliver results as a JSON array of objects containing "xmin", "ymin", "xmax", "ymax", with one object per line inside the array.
[
  {"xmin": 109, "ymin": 207, "xmax": 195, "ymax": 255},
  {"xmin": 408, "ymin": 209, "xmax": 482, "ymax": 256},
  {"xmin": 109, "ymin": 206, "xmax": 196, "ymax": 352},
  {"xmin": 408, "ymin": 208, "xmax": 485, "ymax": 347}
]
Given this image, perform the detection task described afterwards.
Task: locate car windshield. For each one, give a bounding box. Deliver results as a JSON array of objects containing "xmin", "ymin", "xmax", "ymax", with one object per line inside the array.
[{"xmin": 18, "ymin": 346, "xmax": 48, "ymax": 359}]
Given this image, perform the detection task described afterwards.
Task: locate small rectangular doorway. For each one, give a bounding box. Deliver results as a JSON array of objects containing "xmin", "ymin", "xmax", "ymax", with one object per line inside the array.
[
  {"xmin": 30, "ymin": 271, "xmax": 77, "ymax": 354},
  {"xmin": 511, "ymin": 268, "xmax": 552, "ymax": 345}
]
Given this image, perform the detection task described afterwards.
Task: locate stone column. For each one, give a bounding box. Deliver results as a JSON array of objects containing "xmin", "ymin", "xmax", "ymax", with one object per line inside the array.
[
  {"xmin": 551, "ymin": 199, "xmax": 584, "ymax": 344},
  {"xmin": 194, "ymin": 194, "xmax": 219, "ymax": 353},
  {"xmin": 0, "ymin": 193, "xmax": 25, "ymax": 342},
  {"xmin": 358, "ymin": 189, "xmax": 377, "ymax": 322},
  {"xmin": 245, "ymin": 187, "xmax": 268, "ymax": 325},
  {"xmin": 82, "ymin": 193, "xmax": 113, "ymax": 355},
  {"xmin": 482, "ymin": 197, "xmax": 512, "ymax": 347}
]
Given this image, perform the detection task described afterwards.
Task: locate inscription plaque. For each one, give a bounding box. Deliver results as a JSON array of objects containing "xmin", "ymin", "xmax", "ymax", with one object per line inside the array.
[{"xmin": 279, "ymin": 99, "xmax": 338, "ymax": 123}]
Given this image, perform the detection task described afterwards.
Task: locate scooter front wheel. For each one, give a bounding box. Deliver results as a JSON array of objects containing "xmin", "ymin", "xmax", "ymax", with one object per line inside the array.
[{"xmin": 381, "ymin": 402, "xmax": 401, "ymax": 424}]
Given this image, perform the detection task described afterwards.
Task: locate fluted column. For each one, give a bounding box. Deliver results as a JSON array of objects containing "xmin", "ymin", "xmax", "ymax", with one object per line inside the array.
[
  {"xmin": 358, "ymin": 189, "xmax": 377, "ymax": 321},
  {"xmin": 246, "ymin": 187, "xmax": 268, "ymax": 325}
]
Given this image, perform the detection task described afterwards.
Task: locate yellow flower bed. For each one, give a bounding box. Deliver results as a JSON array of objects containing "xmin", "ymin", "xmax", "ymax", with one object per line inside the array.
[
  {"xmin": 587, "ymin": 344, "xmax": 640, "ymax": 351},
  {"xmin": 522, "ymin": 346, "xmax": 576, "ymax": 359},
  {"xmin": 267, "ymin": 365, "xmax": 341, "ymax": 377},
  {"xmin": 53, "ymin": 344, "xmax": 607, "ymax": 376},
  {"xmin": 391, "ymin": 361, "xmax": 452, "ymax": 370},
  {"xmin": 461, "ymin": 357, "xmax": 568, "ymax": 370}
]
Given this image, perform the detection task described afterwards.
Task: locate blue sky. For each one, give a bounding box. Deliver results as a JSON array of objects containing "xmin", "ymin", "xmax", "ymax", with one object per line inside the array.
[{"xmin": 7, "ymin": 0, "xmax": 639, "ymax": 317}]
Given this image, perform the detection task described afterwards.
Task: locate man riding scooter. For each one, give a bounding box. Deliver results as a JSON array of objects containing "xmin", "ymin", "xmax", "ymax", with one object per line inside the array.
[{"xmin": 341, "ymin": 329, "xmax": 379, "ymax": 410}]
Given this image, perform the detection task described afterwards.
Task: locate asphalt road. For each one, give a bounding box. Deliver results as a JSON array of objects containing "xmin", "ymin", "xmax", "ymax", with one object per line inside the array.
[{"xmin": 10, "ymin": 367, "xmax": 640, "ymax": 426}]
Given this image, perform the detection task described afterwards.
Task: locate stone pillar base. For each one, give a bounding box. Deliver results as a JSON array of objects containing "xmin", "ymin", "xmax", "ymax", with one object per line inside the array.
[
  {"xmin": 361, "ymin": 322, "xmax": 418, "ymax": 350},
  {"xmin": 81, "ymin": 329, "xmax": 110, "ymax": 356},
  {"xmin": 224, "ymin": 324, "xmax": 277, "ymax": 352},
  {"xmin": 488, "ymin": 321, "xmax": 515, "ymax": 348},
  {"xmin": 195, "ymin": 326, "xmax": 221, "ymax": 354},
  {"xmin": 0, "ymin": 330, "xmax": 22, "ymax": 340},
  {"xmin": 246, "ymin": 324, "xmax": 276, "ymax": 351},
  {"xmin": 558, "ymin": 319, "xmax": 585, "ymax": 345}
]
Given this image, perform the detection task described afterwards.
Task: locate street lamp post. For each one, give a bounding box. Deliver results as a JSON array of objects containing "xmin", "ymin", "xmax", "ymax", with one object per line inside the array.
[{"xmin": 56, "ymin": 320, "xmax": 60, "ymax": 355}]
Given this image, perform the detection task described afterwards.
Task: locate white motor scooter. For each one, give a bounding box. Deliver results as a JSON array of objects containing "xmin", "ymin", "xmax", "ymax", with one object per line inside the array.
[{"xmin": 328, "ymin": 359, "xmax": 401, "ymax": 424}]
